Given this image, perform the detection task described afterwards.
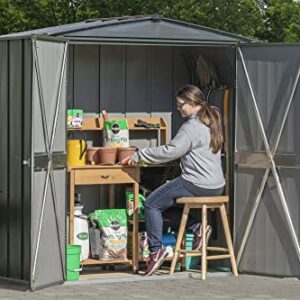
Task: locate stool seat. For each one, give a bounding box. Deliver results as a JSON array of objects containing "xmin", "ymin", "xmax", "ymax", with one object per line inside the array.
[
  {"xmin": 176, "ymin": 196, "xmax": 229, "ymax": 204},
  {"xmin": 170, "ymin": 196, "xmax": 238, "ymax": 280}
]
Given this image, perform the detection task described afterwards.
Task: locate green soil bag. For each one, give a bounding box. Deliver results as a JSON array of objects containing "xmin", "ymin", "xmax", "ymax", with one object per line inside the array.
[
  {"xmin": 103, "ymin": 119, "xmax": 129, "ymax": 147},
  {"xmin": 89, "ymin": 209, "xmax": 128, "ymax": 260}
]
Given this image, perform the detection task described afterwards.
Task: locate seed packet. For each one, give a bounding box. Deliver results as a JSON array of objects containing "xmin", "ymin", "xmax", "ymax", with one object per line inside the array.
[{"xmin": 67, "ymin": 109, "xmax": 83, "ymax": 128}]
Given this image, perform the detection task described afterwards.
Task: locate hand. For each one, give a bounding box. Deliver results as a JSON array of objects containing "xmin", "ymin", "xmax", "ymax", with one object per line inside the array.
[{"xmin": 121, "ymin": 156, "xmax": 136, "ymax": 166}]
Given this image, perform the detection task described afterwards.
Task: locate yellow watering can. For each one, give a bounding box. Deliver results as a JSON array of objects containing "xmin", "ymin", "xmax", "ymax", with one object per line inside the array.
[{"xmin": 67, "ymin": 139, "xmax": 87, "ymax": 167}]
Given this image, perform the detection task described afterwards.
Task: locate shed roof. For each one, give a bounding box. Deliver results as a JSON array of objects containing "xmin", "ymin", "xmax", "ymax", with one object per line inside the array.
[{"xmin": 0, "ymin": 15, "xmax": 253, "ymax": 44}]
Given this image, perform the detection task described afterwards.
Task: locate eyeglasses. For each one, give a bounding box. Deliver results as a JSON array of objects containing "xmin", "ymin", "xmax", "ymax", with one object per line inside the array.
[{"xmin": 177, "ymin": 101, "xmax": 186, "ymax": 109}]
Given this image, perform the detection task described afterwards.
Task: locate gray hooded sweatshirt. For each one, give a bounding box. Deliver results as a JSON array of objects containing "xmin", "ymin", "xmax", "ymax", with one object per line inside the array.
[{"xmin": 132, "ymin": 114, "xmax": 225, "ymax": 189}]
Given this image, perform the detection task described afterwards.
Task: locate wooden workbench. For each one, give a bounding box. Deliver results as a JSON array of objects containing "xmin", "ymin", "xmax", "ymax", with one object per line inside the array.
[{"xmin": 68, "ymin": 165, "xmax": 140, "ymax": 272}]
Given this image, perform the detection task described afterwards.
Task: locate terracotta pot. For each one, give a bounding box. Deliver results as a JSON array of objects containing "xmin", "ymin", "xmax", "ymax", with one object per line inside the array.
[
  {"xmin": 86, "ymin": 147, "xmax": 101, "ymax": 165},
  {"xmin": 98, "ymin": 147, "xmax": 117, "ymax": 165},
  {"xmin": 117, "ymin": 147, "xmax": 137, "ymax": 163}
]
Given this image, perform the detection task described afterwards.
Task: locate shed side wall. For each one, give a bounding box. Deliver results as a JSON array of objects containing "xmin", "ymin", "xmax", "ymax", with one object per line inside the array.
[
  {"xmin": 0, "ymin": 39, "xmax": 32, "ymax": 282},
  {"xmin": 0, "ymin": 41, "xmax": 8, "ymax": 278},
  {"xmin": 9, "ymin": 40, "xmax": 23, "ymax": 279},
  {"xmin": 23, "ymin": 39, "xmax": 32, "ymax": 281}
]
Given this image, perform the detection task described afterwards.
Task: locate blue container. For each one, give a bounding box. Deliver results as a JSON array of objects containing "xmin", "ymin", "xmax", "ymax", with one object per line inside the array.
[
  {"xmin": 162, "ymin": 233, "xmax": 176, "ymax": 247},
  {"xmin": 185, "ymin": 233, "xmax": 200, "ymax": 270}
]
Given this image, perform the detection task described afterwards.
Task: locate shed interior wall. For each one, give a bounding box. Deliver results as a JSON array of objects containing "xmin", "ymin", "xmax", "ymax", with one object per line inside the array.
[{"xmin": 66, "ymin": 44, "xmax": 235, "ymax": 262}]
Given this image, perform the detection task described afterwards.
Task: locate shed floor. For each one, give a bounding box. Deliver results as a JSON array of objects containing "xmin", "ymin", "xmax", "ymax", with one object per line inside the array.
[{"xmin": 76, "ymin": 264, "xmax": 229, "ymax": 283}]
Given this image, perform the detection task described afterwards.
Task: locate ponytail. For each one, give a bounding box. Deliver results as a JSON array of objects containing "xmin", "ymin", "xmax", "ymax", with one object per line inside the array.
[
  {"xmin": 176, "ymin": 84, "xmax": 224, "ymax": 153},
  {"xmin": 197, "ymin": 103, "xmax": 223, "ymax": 153}
]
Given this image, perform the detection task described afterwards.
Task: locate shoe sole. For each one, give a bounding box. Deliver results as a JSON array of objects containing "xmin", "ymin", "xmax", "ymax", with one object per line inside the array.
[{"xmin": 144, "ymin": 251, "xmax": 169, "ymax": 276}]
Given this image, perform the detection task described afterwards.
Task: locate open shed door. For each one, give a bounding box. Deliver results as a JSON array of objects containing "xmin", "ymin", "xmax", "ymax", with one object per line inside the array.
[
  {"xmin": 30, "ymin": 36, "xmax": 68, "ymax": 290},
  {"xmin": 234, "ymin": 44, "xmax": 300, "ymax": 277}
]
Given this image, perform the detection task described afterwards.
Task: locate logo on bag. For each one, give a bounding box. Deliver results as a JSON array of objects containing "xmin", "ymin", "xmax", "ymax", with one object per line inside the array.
[
  {"xmin": 110, "ymin": 220, "xmax": 120, "ymax": 231},
  {"xmin": 77, "ymin": 232, "xmax": 89, "ymax": 240},
  {"xmin": 111, "ymin": 123, "xmax": 120, "ymax": 135}
]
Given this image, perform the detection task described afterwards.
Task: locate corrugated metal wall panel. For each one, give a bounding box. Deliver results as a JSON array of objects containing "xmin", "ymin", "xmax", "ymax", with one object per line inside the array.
[
  {"xmin": 35, "ymin": 40, "xmax": 66, "ymax": 152},
  {"xmin": 100, "ymin": 46, "xmax": 125, "ymax": 112},
  {"xmin": 31, "ymin": 170, "xmax": 66, "ymax": 287},
  {"xmin": 125, "ymin": 46, "xmax": 150, "ymax": 112},
  {"xmin": 172, "ymin": 47, "xmax": 190, "ymax": 133},
  {"xmin": 67, "ymin": 45, "xmax": 74, "ymax": 108},
  {"xmin": 8, "ymin": 40, "xmax": 23, "ymax": 279},
  {"xmin": 235, "ymin": 62, "xmax": 264, "ymax": 151},
  {"xmin": 22, "ymin": 39, "xmax": 32, "ymax": 281},
  {"xmin": 276, "ymin": 73, "xmax": 300, "ymax": 154},
  {"xmin": 74, "ymin": 45, "xmax": 99, "ymax": 112},
  {"xmin": 0, "ymin": 41, "xmax": 8, "ymax": 277},
  {"xmin": 150, "ymin": 46, "xmax": 173, "ymax": 111},
  {"xmin": 234, "ymin": 168, "xmax": 265, "ymax": 263},
  {"xmin": 235, "ymin": 169, "xmax": 300, "ymax": 276}
]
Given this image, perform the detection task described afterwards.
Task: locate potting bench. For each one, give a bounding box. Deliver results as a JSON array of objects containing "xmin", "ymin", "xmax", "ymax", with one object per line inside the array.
[{"xmin": 67, "ymin": 116, "xmax": 169, "ymax": 273}]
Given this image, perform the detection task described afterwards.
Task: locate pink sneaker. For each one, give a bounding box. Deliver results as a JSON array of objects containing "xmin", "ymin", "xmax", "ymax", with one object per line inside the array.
[
  {"xmin": 193, "ymin": 224, "xmax": 212, "ymax": 250},
  {"xmin": 144, "ymin": 248, "xmax": 168, "ymax": 276}
]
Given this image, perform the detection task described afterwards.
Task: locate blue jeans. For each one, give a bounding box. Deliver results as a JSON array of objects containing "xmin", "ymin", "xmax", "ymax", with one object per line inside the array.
[{"xmin": 144, "ymin": 176, "xmax": 224, "ymax": 252}]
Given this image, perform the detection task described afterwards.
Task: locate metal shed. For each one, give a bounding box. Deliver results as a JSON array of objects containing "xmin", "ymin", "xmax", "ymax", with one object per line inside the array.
[{"xmin": 0, "ymin": 15, "xmax": 299, "ymax": 290}]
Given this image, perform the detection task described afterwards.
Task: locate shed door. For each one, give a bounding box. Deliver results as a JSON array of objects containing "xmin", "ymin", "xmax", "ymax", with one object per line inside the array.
[
  {"xmin": 30, "ymin": 37, "xmax": 68, "ymax": 290},
  {"xmin": 234, "ymin": 45, "xmax": 300, "ymax": 277}
]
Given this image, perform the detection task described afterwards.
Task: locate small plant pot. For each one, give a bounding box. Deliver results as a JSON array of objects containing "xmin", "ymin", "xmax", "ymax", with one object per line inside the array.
[
  {"xmin": 86, "ymin": 147, "xmax": 101, "ymax": 165},
  {"xmin": 117, "ymin": 147, "xmax": 137, "ymax": 163},
  {"xmin": 98, "ymin": 147, "xmax": 117, "ymax": 165}
]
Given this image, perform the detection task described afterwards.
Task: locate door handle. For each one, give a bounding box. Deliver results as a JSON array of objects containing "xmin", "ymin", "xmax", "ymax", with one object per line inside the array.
[
  {"xmin": 101, "ymin": 175, "xmax": 110, "ymax": 179},
  {"xmin": 23, "ymin": 159, "xmax": 31, "ymax": 167}
]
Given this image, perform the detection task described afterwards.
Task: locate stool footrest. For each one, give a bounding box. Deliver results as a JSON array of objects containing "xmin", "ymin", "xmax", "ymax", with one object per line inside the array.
[
  {"xmin": 207, "ymin": 254, "xmax": 231, "ymax": 260},
  {"xmin": 207, "ymin": 247, "xmax": 229, "ymax": 252},
  {"xmin": 179, "ymin": 247, "xmax": 229, "ymax": 254},
  {"xmin": 179, "ymin": 249, "xmax": 201, "ymax": 254},
  {"xmin": 177, "ymin": 250, "xmax": 202, "ymax": 257}
]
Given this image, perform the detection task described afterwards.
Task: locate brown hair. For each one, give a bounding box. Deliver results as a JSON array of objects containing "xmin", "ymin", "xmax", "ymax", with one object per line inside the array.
[{"xmin": 176, "ymin": 84, "xmax": 223, "ymax": 153}]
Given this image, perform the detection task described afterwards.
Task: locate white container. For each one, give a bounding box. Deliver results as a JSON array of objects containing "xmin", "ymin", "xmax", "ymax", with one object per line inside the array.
[{"xmin": 74, "ymin": 205, "xmax": 89, "ymax": 260}]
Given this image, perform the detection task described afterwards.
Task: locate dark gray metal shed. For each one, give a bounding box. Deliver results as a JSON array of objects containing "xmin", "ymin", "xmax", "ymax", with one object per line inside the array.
[{"xmin": 0, "ymin": 15, "xmax": 299, "ymax": 290}]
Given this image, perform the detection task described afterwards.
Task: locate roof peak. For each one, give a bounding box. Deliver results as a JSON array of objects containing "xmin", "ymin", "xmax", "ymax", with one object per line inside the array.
[{"xmin": 84, "ymin": 14, "xmax": 162, "ymax": 24}]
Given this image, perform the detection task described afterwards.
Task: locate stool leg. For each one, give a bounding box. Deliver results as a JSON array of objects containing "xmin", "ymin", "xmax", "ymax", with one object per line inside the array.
[
  {"xmin": 170, "ymin": 204, "xmax": 190, "ymax": 274},
  {"xmin": 201, "ymin": 204, "xmax": 207, "ymax": 280},
  {"xmin": 219, "ymin": 204, "xmax": 238, "ymax": 276}
]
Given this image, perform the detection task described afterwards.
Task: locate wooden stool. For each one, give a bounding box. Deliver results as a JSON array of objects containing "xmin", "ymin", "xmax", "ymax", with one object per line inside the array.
[{"xmin": 169, "ymin": 196, "xmax": 238, "ymax": 280}]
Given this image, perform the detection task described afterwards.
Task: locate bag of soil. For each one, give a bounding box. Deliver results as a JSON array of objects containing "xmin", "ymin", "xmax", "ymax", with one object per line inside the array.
[
  {"xmin": 103, "ymin": 119, "xmax": 129, "ymax": 148},
  {"xmin": 90, "ymin": 209, "xmax": 128, "ymax": 260}
]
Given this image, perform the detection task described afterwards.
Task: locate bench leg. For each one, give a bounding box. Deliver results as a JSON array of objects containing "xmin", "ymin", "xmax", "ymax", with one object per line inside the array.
[
  {"xmin": 201, "ymin": 204, "xmax": 207, "ymax": 280},
  {"xmin": 170, "ymin": 204, "xmax": 190, "ymax": 274},
  {"xmin": 220, "ymin": 204, "xmax": 238, "ymax": 276}
]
